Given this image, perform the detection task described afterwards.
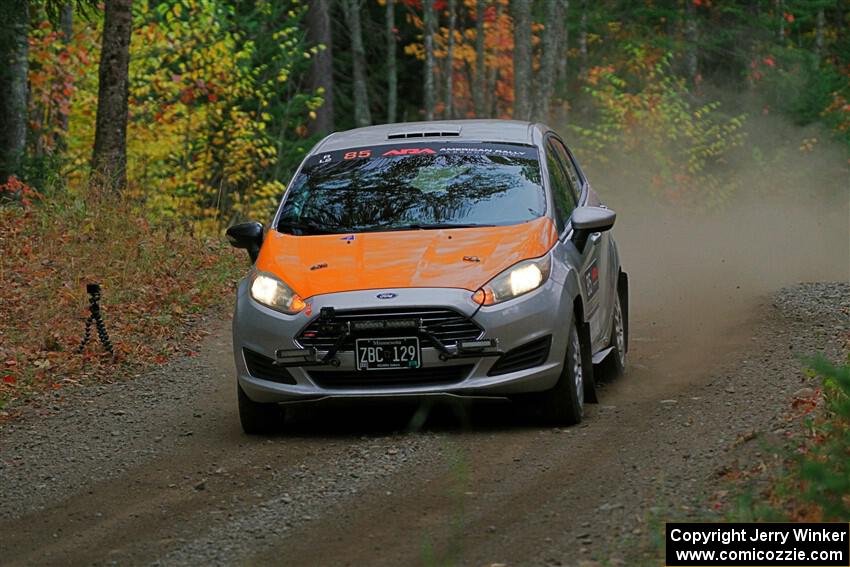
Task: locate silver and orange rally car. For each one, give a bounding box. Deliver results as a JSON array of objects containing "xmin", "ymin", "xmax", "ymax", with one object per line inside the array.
[{"xmin": 227, "ymin": 120, "xmax": 628, "ymax": 433}]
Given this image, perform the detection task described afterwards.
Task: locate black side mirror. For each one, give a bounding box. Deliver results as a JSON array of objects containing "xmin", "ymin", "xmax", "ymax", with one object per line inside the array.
[
  {"xmin": 226, "ymin": 221, "xmax": 264, "ymax": 263},
  {"xmin": 571, "ymin": 206, "xmax": 616, "ymax": 252}
]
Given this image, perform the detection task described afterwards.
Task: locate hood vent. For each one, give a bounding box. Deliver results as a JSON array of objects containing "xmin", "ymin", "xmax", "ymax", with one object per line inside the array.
[{"xmin": 387, "ymin": 129, "xmax": 461, "ymax": 139}]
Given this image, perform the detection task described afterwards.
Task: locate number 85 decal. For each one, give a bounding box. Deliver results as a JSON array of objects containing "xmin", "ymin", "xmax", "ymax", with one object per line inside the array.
[{"xmin": 343, "ymin": 150, "xmax": 372, "ymax": 160}]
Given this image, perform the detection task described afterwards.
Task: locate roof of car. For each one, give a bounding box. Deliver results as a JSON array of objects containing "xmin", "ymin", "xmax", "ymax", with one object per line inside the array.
[{"xmin": 314, "ymin": 119, "xmax": 544, "ymax": 153}]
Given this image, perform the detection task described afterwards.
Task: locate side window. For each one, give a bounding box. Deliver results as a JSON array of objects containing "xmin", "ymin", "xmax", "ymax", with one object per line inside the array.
[
  {"xmin": 545, "ymin": 140, "xmax": 575, "ymax": 233},
  {"xmin": 552, "ymin": 139, "xmax": 583, "ymax": 203}
]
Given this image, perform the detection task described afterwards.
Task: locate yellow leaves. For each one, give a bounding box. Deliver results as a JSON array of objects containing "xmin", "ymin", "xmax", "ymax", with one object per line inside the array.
[{"xmin": 576, "ymin": 50, "xmax": 746, "ymax": 208}]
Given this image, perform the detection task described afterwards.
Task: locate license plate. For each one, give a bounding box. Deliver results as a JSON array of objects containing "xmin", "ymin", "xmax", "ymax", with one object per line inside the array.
[{"xmin": 355, "ymin": 337, "xmax": 421, "ymax": 371}]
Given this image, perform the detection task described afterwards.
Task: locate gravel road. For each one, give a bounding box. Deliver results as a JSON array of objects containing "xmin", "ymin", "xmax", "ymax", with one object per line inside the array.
[{"xmin": 1, "ymin": 280, "xmax": 847, "ymax": 566}]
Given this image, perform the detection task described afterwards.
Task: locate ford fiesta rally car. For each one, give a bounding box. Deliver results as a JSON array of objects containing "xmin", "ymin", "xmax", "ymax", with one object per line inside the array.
[{"xmin": 227, "ymin": 120, "xmax": 628, "ymax": 434}]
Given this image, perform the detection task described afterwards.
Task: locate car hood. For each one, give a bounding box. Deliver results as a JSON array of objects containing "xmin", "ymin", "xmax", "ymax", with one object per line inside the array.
[{"xmin": 254, "ymin": 217, "xmax": 559, "ymax": 298}]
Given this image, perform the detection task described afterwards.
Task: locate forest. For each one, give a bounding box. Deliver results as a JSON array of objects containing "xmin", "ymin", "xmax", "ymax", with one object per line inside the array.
[
  {"xmin": 0, "ymin": 0, "xmax": 847, "ymax": 224},
  {"xmin": 0, "ymin": 0, "xmax": 849, "ymax": 540}
]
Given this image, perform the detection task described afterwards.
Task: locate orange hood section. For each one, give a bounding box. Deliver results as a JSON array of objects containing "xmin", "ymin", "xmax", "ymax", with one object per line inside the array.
[{"xmin": 255, "ymin": 217, "xmax": 558, "ymax": 299}]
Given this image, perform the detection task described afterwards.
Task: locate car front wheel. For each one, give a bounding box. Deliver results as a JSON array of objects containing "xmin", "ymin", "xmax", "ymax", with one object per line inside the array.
[{"xmin": 525, "ymin": 319, "xmax": 584, "ymax": 426}]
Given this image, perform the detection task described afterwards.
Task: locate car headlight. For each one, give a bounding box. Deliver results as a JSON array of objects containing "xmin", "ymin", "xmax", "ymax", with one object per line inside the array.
[
  {"xmin": 250, "ymin": 272, "xmax": 306, "ymax": 314},
  {"xmin": 472, "ymin": 254, "xmax": 552, "ymax": 306}
]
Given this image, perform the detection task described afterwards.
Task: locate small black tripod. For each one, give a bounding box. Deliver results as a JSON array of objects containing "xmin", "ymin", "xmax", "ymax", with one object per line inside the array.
[{"xmin": 77, "ymin": 283, "xmax": 114, "ymax": 356}]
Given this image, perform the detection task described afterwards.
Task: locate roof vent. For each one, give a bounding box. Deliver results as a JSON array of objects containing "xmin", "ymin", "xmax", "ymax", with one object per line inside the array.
[{"xmin": 387, "ymin": 128, "xmax": 461, "ymax": 140}]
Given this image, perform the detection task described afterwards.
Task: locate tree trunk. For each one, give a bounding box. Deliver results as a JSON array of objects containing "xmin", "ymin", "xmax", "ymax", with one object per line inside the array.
[
  {"xmin": 58, "ymin": 2, "xmax": 74, "ymax": 144},
  {"xmin": 0, "ymin": 0, "xmax": 29, "ymax": 183},
  {"xmin": 815, "ymin": 6, "xmax": 824, "ymax": 60},
  {"xmin": 556, "ymin": 1, "xmax": 569, "ymax": 96},
  {"xmin": 423, "ymin": 0, "xmax": 436, "ymax": 120},
  {"xmin": 445, "ymin": 0, "xmax": 456, "ymax": 119},
  {"xmin": 342, "ymin": 0, "xmax": 371, "ymax": 127},
  {"xmin": 511, "ymin": 0, "xmax": 532, "ymax": 120},
  {"xmin": 386, "ymin": 0, "xmax": 397, "ymax": 123},
  {"xmin": 534, "ymin": 0, "xmax": 566, "ymax": 121},
  {"xmin": 307, "ymin": 0, "xmax": 335, "ymax": 136},
  {"xmin": 776, "ymin": 0, "xmax": 784, "ymax": 42},
  {"xmin": 473, "ymin": 0, "xmax": 486, "ymax": 117},
  {"xmin": 684, "ymin": 0, "xmax": 698, "ymax": 84},
  {"xmin": 486, "ymin": 0, "xmax": 504, "ymax": 117},
  {"xmin": 61, "ymin": 2, "xmax": 73, "ymax": 39},
  {"xmin": 578, "ymin": 0, "xmax": 587, "ymax": 79},
  {"xmin": 92, "ymin": 0, "xmax": 133, "ymax": 193}
]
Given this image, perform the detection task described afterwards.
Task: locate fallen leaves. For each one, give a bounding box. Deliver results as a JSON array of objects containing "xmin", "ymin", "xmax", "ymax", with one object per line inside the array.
[{"xmin": 0, "ymin": 189, "xmax": 243, "ymax": 416}]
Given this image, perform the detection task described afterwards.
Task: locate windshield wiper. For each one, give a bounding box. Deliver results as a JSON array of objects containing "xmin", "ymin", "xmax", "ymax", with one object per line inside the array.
[{"xmin": 377, "ymin": 222, "xmax": 496, "ymax": 232}]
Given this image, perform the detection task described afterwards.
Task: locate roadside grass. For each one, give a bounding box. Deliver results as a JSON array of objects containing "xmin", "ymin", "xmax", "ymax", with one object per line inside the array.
[
  {"xmin": 638, "ymin": 356, "xmax": 850, "ymax": 565},
  {"xmin": 727, "ymin": 356, "xmax": 850, "ymax": 522},
  {"xmin": 0, "ymin": 179, "xmax": 244, "ymax": 417}
]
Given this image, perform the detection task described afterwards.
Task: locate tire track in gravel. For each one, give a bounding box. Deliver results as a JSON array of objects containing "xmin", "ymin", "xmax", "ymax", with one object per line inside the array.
[
  {"xmin": 246, "ymin": 305, "xmax": 761, "ymax": 567},
  {"xmin": 1, "ymin": 285, "xmax": 845, "ymax": 567}
]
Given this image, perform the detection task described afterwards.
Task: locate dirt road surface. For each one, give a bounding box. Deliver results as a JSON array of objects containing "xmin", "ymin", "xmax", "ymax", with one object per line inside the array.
[{"xmin": 1, "ymin": 195, "xmax": 848, "ymax": 566}]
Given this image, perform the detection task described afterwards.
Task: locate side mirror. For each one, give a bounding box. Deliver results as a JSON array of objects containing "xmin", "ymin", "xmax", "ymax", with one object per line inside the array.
[
  {"xmin": 571, "ymin": 206, "xmax": 616, "ymax": 251},
  {"xmin": 226, "ymin": 221, "xmax": 264, "ymax": 263}
]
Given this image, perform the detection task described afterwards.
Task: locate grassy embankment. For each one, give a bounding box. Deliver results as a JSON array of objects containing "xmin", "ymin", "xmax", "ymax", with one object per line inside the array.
[{"xmin": 0, "ymin": 180, "xmax": 244, "ymax": 417}]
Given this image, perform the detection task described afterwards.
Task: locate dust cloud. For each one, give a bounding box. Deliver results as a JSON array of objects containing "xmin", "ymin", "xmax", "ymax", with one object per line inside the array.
[{"xmin": 572, "ymin": 107, "xmax": 849, "ymax": 385}]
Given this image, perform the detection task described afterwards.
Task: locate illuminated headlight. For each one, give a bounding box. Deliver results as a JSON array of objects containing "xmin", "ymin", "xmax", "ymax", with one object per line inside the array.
[
  {"xmin": 250, "ymin": 272, "xmax": 306, "ymax": 314},
  {"xmin": 472, "ymin": 254, "xmax": 552, "ymax": 306}
]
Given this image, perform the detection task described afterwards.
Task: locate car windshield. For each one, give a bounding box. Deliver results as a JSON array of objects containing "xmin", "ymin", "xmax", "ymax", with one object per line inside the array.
[{"xmin": 276, "ymin": 142, "xmax": 545, "ymax": 235}]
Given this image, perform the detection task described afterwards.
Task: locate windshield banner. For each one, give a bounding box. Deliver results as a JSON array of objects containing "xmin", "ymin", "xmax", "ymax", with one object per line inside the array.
[{"xmin": 305, "ymin": 142, "xmax": 538, "ymax": 168}]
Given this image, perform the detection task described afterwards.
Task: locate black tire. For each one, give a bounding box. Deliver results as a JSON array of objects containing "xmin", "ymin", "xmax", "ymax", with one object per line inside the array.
[
  {"xmin": 599, "ymin": 290, "xmax": 626, "ymax": 379},
  {"xmin": 238, "ymin": 384, "xmax": 285, "ymax": 435},
  {"xmin": 527, "ymin": 319, "xmax": 585, "ymax": 426}
]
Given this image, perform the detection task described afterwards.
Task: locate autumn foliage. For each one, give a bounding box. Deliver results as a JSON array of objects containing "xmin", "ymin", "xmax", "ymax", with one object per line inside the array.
[{"xmin": 0, "ymin": 180, "xmax": 242, "ymax": 415}]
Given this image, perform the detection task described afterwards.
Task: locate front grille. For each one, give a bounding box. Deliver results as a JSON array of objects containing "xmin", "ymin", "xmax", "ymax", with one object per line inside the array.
[
  {"xmin": 297, "ymin": 307, "xmax": 482, "ymax": 352},
  {"xmin": 243, "ymin": 348, "xmax": 297, "ymax": 384},
  {"xmin": 308, "ymin": 365, "xmax": 473, "ymax": 389},
  {"xmin": 488, "ymin": 336, "xmax": 552, "ymax": 376}
]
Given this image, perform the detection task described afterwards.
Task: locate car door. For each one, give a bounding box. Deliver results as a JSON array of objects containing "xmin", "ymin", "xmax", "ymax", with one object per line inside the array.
[
  {"xmin": 551, "ymin": 137, "xmax": 615, "ymax": 350},
  {"xmin": 544, "ymin": 136, "xmax": 607, "ymax": 349}
]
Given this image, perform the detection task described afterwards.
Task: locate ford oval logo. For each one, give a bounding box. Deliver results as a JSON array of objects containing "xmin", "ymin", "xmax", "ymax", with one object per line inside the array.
[{"xmin": 376, "ymin": 292, "xmax": 397, "ymax": 300}]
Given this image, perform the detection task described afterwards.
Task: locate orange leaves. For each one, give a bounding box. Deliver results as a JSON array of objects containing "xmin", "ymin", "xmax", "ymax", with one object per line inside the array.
[
  {"xmin": 405, "ymin": 0, "xmax": 515, "ymax": 118},
  {"xmin": 27, "ymin": 19, "xmax": 98, "ymax": 159},
  {"xmin": 0, "ymin": 184, "xmax": 244, "ymax": 411},
  {"xmin": 0, "ymin": 176, "xmax": 41, "ymax": 208}
]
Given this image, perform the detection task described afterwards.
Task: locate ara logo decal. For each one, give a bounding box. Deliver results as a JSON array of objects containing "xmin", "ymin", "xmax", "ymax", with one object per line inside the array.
[
  {"xmin": 376, "ymin": 293, "xmax": 397, "ymax": 300},
  {"xmin": 382, "ymin": 148, "xmax": 437, "ymax": 157},
  {"xmin": 584, "ymin": 259, "xmax": 600, "ymax": 299}
]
